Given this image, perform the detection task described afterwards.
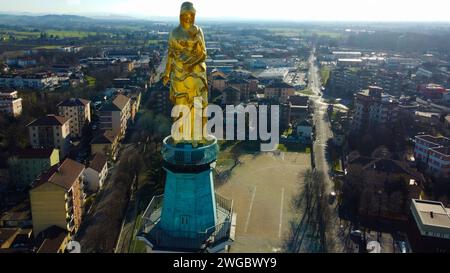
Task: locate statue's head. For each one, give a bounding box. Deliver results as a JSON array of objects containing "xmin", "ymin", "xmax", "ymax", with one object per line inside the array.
[{"xmin": 180, "ymin": 2, "xmax": 196, "ymax": 29}]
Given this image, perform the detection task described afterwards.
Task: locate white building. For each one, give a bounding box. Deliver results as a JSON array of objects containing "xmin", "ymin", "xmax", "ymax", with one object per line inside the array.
[
  {"xmin": 0, "ymin": 73, "xmax": 59, "ymax": 90},
  {"xmin": 352, "ymin": 86, "xmax": 398, "ymax": 132},
  {"xmin": 57, "ymin": 98, "xmax": 91, "ymax": 138},
  {"xmin": 414, "ymin": 135, "xmax": 450, "ymax": 178},
  {"xmin": 27, "ymin": 115, "xmax": 71, "ymax": 159},
  {"xmin": 332, "ymin": 51, "xmax": 362, "ymax": 59},
  {"xmin": 0, "ymin": 90, "xmax": 22, "ymax": 117},
  {"xmin": 99, "ymin": 94, "xmax": 131, "ymax": 139},
  {"xmin": 83, "ymin": 154, "xmax": 108, "ymax": 192}
]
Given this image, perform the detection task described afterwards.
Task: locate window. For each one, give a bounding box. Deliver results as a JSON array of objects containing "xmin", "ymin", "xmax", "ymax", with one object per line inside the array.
[{"xmin": 180, "ymin": 215, "xmax": 189, "ymax": 225}]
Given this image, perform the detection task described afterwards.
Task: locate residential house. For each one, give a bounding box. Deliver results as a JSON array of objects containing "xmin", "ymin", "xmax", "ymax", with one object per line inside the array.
[
  {"xmin": 27, "ymin": 115, "xmax": 71, "ymax": 158},
  {"xmin": 296, "ymin": 120, "xmax": 313, "ymax": 144},
  {"xmin": 98, "ymin": 94, "xmax": 131, "ymax": 139},
  {"xmin": 346, "ymin": 154, "xmax": 424, "ymax": 225},
  {"xmin": 35, "ymin": 225, "xmax": 70, "ymax": 253},
  {"xmin": 222, "ymin": 86, "xmax": 241, "ymax": 106},
  {"xmin": 264, "ymin": 80, "xmax": 295, "ymax": 103},
  {"xmin": 0, "ymin": 91, "xmax": 22, "ymax": 117},
  {"xmin": 90, "ymin": 130, "xmax": 120, "ymax": 160},
  {"xmin": 227, "ymin": 77, "xmax": 250, "ymax": 101},
  {"xmin": 288, "ymin": 95, "xmax": 310, "ymax": 124},
  {"xmin": 127, "ymin": 89, "xmax": 142, "ymax": 123},
  {"xmin": 246, "ymin": 74, "xmax": 259, "ymax": 93},
  {"xmin": 6, "ymin": 57, "xmax": 37, "ymax": 68},
  {"xmin": 414, "ymin": 135, "xmax": 450, "ymax": 178},
  {"xmin": 30, "ymin": 158, "xmax": 85, "ymax": 237},
  {"xmin": 0, "ymin": 228, "xmax": 33, "ymax": 252},
  {"xmin": 211, "ymin": 73, "xmax": 227, "ymax": 92},
  {"xmin": 149, "ymin": 81, "xmax": 171, "ymax": 117},
  {"xmin": 0, "ymin": 228, "xmax": 21, "ymax": 248},
  {"xmin": 0, "ymin": 202, "xmax": 31, "ymax": 228},
  {"xmin": 352, "ymin": 86, "xmax": 399, "ymax": 132},
  {"xmin": 57, "ymin": 98, "xmax": 91, "ymax": 138},
  {"xmin": 83, "ymin": 154, "xmax": 108, "ymax": 192},
  {"xmin": 9, "ymin": 148, "xmax": 60, "ymax": 190},
  {"xmin": 408, "ymin": 199, "xmax": 450, "ymax": 253},
  {"xmin": 0, "ymin": 72, "xmax": 59, "ymax": 90}
]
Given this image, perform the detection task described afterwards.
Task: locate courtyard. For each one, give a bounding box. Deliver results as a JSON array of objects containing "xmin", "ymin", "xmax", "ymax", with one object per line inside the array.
[{"xmin": 215, "ymin": 150, "xmax": 311, "ymax": 253}]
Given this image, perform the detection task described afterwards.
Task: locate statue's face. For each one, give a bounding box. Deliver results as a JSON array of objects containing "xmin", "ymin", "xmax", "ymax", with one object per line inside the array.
[{"xmin": 180, "ymin": 12, "xmax": 195, "ymax": 29}]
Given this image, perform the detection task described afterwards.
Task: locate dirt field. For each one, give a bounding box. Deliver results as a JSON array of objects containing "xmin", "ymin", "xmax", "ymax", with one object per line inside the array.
[{"xmin": 216, "ymin": 151, "xmax": 311, "ymax": 253}]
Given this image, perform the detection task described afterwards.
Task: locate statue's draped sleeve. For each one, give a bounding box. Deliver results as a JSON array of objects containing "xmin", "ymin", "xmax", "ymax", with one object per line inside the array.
[
  {"xmin": 188, "ymin": 28, "xmax": 207, "ymax": 71},
  {"xmin": 164, "ymin": 32, "xmax": 174, "ymax": 79}
]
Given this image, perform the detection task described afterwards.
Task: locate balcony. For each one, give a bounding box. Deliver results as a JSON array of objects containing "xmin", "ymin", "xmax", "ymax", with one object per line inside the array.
[
  {"xmin": 66, "ymin": 198, "xmax": 73, "ymax": 211},
  {"xmin": 161, "ymin": 136, "xmax": 218, "ymax": 167},
  {"xmin": 67, "ymin": 218, "xmax": 75, "ymax": 231},
  {"xmin": 137, "ymin": 193, "xmax": 233, "ymax": 251},
  {"xmin": 65, "ymin": 189, "xmax": 73, "ymax": 200}
]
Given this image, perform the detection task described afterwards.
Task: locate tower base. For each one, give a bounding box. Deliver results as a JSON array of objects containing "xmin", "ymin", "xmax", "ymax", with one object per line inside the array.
[{"xmin": 136, "ymin": 136, "xmax": 235, "ymax": 253}]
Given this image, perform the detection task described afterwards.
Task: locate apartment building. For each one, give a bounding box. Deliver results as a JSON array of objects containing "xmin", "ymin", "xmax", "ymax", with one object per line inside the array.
[
  {"xmin": 57, "ymin": 98, "xmax": 91, "ymax": 138},
  {"xmin": 90, "ymin": 130, "xmax": 120, "ymax": 160},
  {"xmin": 9, "ymin": 148, "xmax": 60, "ymax": 190},
  {"xmin": 26, "ymin": 115, "xmax": 71, "ymax": 159},
  {"xmin": 30, "ymin": 158, "xmax": 85, "ymax": 237},
  {"xmin": 0, "ymin": 90, "xmax": 22, "ymax": 117},
  {"xmin": 414, "ymin": 135, "xmax": 450, "ymax": 178},
  {"xmin": 0, "ymin": 72, "xmax": 59, "ymax": 90},
  {"xmin": 264, "ymin": 79, "xmax": 295, "ymax": 103},
  {"xmin": 352, "ymin": 86, "xmax": 399, "ymax": 132},
  {"xmin": 83, "ymin": 154, "xmax": 108, "ymax": 192},
  {"xmin": 408, "ymin": 199, "xmax": 450, "ymax": 252},
  {"xmin": 227, "ymin": 77, "xmax": 250, "ymax": 101},
  {"xmin": 98, "ymin": 94, "xmax": 131, "ymax": 139}
]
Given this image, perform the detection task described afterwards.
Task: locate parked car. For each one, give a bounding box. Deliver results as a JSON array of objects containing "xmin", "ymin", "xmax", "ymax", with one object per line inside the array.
[
  {"xmin": 399, "ymin": 241, "xmax": 407, "ymax": 253},
  {"xmin": 350, "ymin": 229, "xmax": 363, "ymax": 241},
  {"xmin": 329, "ymin": 191, "xmax": 337, "ymax": 204}
]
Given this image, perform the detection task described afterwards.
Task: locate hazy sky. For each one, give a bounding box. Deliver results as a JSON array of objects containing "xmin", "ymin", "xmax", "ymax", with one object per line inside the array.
[{"xmin": 1, "ymin": 0, "xmax": 449, "ymax": 22}]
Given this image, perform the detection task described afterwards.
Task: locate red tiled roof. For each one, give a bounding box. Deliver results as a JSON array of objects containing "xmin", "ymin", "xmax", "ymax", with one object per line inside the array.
[
  {"xmin": 32, "ymin": 158, "xmax": 84, "ymax": 190},
  {"xmin": 88, "ymin": 154, "xmax": 107, "ymax": 173},
  {"xmin": 26, "ymin": 115, "xmax": 69, "ymax": 127},
  {"xmin": 16, "ymin": 148, "xmax": 56, "ymax": 159}
]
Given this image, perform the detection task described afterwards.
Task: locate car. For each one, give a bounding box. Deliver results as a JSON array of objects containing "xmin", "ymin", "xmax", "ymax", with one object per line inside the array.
[
  {"xmin": 398, "ymin": 241, "xmax": 407, "ymax": 253},
  {"xmin": 329, "ymin": 191, "xmax": 337, "ymax": 204},
  {"xmin": 350, "ymin": 229, "xmax": 363, "ymax": 239}
]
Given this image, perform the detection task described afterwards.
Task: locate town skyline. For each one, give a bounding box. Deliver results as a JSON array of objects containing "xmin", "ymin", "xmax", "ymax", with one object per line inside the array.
[{"xmin": 1, "ymin": 0, "xmax": 450, "ymax": 22}]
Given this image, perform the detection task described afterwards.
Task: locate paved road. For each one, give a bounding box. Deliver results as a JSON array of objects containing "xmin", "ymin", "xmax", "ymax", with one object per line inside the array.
[{"xmin": 307, "ymin": 50, "xmax": 348, "ymax": 252}]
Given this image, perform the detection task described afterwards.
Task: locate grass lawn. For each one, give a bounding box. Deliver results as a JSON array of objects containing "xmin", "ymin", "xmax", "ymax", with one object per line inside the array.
[
  {"xmin": 32, "ymin": 45, "xmax": 62, "ymax": 49},
  {"xmin": 86, "ymin": 76, "xmax": 96, "ymax": 87},
  {"xmin": 46, "ymin": 30, "xmax": 96, "ymax": 38},
  {"xmin": 320, "ymin": 66, "xmax": 330, "ymax": 86},
  {"xmin": 298, "ymin": 89, "xmax": 314, "ymax": 96},
  {"xmin": 128, "ymin": 214, "xmax": 147, "ymax": 253},
  {"xmin": 278, "ymin": 143, "xmax": 311, "ymax": 153},
  {"xmin": 282, "ymin": 127, "xmax": 293, "ymax": 137},
  {"xmin": 333, "ymin": 159, "xmax": 343, "ymax": 172}
]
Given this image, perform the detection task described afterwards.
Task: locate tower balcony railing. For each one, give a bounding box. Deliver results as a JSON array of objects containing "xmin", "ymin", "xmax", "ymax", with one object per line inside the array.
[
  {"xmin": 138, "ymin": 193, "xmax": 233, "ymax": 251},
  {"xmin": 162, "ymin": 136, "xmax": 218, "ymax": 166}
]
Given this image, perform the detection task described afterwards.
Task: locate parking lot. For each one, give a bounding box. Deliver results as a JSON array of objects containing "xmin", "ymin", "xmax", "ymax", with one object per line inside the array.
[{"xmin": 216, "ymin": 151, "xmax": 311, "ymax": 253}]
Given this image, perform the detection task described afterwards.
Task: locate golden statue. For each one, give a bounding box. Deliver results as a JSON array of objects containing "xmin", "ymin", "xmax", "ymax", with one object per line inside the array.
[{"xmin": 162, "ymin": 2, "xmax": 208, "ymax": 143}]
